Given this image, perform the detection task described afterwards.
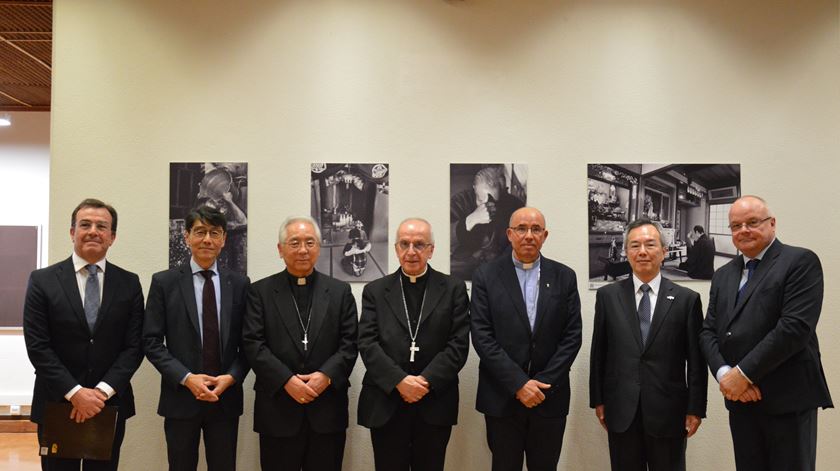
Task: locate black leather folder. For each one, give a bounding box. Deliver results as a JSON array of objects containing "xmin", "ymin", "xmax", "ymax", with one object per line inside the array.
[{"xmin": 39, "ymin": 402, "xmax": 117, "ymax": 460}]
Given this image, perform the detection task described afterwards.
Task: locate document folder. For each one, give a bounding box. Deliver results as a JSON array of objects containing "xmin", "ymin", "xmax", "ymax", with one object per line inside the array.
[{"xmin": 39, "ymin": 402, "xmax": 117, "ymax": 460}]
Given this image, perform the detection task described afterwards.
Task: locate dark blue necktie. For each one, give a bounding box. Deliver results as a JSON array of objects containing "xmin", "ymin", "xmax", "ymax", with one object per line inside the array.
[
  {"xmin": 84, "ymin": 264, "xmax": 100, "ymax": 331},
  {"xmin": 736, "ymin": 259, "xmax": 760, "ymax": 302},
  {"xmin": 638, "ymin": 284, "xmax": 651, "ymax": 345}
]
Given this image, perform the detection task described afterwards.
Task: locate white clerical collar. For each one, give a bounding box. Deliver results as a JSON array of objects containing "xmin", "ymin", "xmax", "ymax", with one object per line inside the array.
[
  {"xmin": 190, "ymin": 258, "xmax": 218, "ymax": 276},
  {"xmin": 72, "ymin": 252, "xmax": 106, "ymax": 274},
  {"xmin": 511, "ymin": 252, "xmax": 540, "ymax": 271},
  {"xmin": 400, "ymin": 266, "xmax": 428, "ymax": 284},
  {"xmin": 632, "ymin": 272, "xmax": 662, "ymax": 295}
]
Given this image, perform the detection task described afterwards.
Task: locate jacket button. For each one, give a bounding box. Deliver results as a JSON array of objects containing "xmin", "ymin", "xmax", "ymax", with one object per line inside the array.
[
  {"xmin": 726, "ymin": 332, "xmax": 732, "ymax": 337},
  {"xmin": 90, "ymin": 339, "xmax": 94, "ymax": 344}
]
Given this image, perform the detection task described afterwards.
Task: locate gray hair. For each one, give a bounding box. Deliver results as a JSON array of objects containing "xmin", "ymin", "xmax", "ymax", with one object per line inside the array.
[
  {"xmin": 623, "ymin": 218, "xmax": 666, "ymax": 248},
  {"xmin": 395, "ymin": 217, "xmax": 435, "ymax": 245},
  {"xmin": 279, "ymin": 216, "xmax": 322, "ymax": 244}
]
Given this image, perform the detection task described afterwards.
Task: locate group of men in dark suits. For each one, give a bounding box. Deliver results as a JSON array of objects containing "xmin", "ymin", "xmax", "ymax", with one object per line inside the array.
[{"xmin": 23, "ymin": 196, "xmax": 831, "ymax": 471}]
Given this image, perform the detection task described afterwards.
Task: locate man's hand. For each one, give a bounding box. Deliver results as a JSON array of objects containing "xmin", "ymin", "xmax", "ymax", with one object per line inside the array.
[
  {"xmin": 736, "ymin": 384, "xmax": 762, "ymax": 403},
  {"xmin": 284, "ymin": 375, "xmax": 319, "ymax": 404},
  {"xmin": 68, "ymin": 387, "xmax": 107, "ymax": 423},
  {"xmin": 297, "ymin": 372, "xmax": 331, "ymax": 396},
  {"xmin": 719, "ymin": 368, "xmax": 750, "ymax": 401},
  {"xmin": 685, "ymin": 415, "xmax": 702, "ymax": 438},
  {"xmin": 207, "ymin": 374, "xmax": 236, "ymax": 398},
  {"xmin": 465, "ymin": 204, "xmax": 493, "ymax": 231},
  {"xmin": 594, "ymin": 404, "xmax": 607, "ymax": 431},
  {"xmin": 185, "ymin": 374, "xmax": 219, "ymax": 402},
  {"xmin": 515, "ymin": 380, "xmax": 551, "ymax": 408},
  {"xmin": 396, "ymin": 375, "xmax": 430, "ymax": 403}
]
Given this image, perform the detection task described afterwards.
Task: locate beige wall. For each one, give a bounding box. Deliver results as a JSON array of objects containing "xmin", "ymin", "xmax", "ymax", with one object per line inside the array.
[{"xmin": 49, "ymin": 1, "xmax": 839, "ymax": 469}]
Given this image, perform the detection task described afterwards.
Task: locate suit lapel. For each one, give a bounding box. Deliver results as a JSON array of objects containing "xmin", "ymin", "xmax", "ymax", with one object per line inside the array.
[
  {"xmin": 305, "ymin": 273, "xmax": 329, "ymax": 354},
  {"xmin": 617, "ymin": 278, "xmax": 644, "ymax": 350},
  {"xmin": 728, "ymin": 240, "xmax": 782, "ymax": 327},
  {"xmin": 95, "ymin": 261, "xmax": 119, "ymax": 333},
  {"xmin": 179, "ymin": 266, "xmax": 201, "ymax": 338},
  {"xmin": 498, "ymin": 258, "xmax": 532, "ymax": 335},
  {"xmin": 56, "ymin": 258, "xmax": 88, "ymax": 331},
  {"xmin": 532, "ymin": 261, "xmax": 553, "ymax": 336},
  {"xmin": 645, "ymin": 278, "xmax": 675, "ymax": 351},
  {"xmin": 219, "ymin": 270, "xmax": 233, "ymax": 353},
  {"xmin": 419, "ymin": 268, "xmax": 446, "ymax": 329},
  {"xmin": 384, "ymin": 272, "xmax": 410, "ymax": 333},
  {"xmin": 272, "ymin": 273, "xmax": 305, "ymax": 355}
]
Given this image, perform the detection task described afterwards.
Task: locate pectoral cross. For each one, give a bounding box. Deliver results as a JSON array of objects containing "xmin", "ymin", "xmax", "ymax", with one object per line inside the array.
[
  {"xmin": 302, "ymin": 334, "xmax": 308, "ymax": 351},
  {"xmin": 409, "ymin": 341, "xmax": 420, "ymax": 362}
]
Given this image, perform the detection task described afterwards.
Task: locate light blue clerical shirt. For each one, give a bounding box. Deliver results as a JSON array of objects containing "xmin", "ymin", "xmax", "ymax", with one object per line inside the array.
[{"xmin": 512, "ymin": 252, "xmax": 541, "ymax": 331}]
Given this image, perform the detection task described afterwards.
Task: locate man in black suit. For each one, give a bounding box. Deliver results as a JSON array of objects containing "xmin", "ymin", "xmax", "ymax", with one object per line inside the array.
[
  {"xmin": 23, "ymin": 198, "xmax": 144, "ymax": 471},
  {"xmin": 243, "ymin": 216, "xmax": 358, "ymax": 471},
  {"xmin": 699, "ymin": 195, "xmax": 832, "ymax": 471},
  {"xmin": 470, "ymin": 207, "xmax": 582, "ymax": 471},
  {"xmin": 679, "ymin": 225, "xmax": 715, "ymax": 280},
  {"xmin": 143, "ymin": 206, "xmax": 250, "ymax": 470},
  {"xmin": 589, "ymin": 218, "xmax": 707, "ymax": 471},
  {"xmin": 358, "ymin": 218, "xmax": 470, "ymax": 471}
]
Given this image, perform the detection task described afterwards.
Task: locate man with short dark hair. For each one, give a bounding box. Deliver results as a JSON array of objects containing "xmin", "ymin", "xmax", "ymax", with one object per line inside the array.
[
  {"xmin": 679, "ymin": 225, "xmax": 715, "ymax": 279},
  {"xmin": 590, "ymin": 218, "xmax": 707, "ymax": 471},
  {"xmin": 699, "ymin": 196, "xmax": 832, "ymax": 471},
  {"xmin": 144, "ymin": 206, "xmax": 251, "ymax": 470},
  {"xmin": 24, "ymin": 198, "xmax": 144, "ymax": 471},
  {"xmin": 471, "ymin": 207, "xmax": 582, "ymax": 471},
  {"xmin": 243, "ymin": 216, "xmax": 358, "ymax": 471},
  {"xmin": 358, "ymin": 218, "xmax": 470, "ymax": 471}
]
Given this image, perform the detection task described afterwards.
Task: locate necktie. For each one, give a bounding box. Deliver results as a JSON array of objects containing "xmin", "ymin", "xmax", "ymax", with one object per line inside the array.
[
  {"xmin": 200, "ymin": 270, "xmax": 221, "ymax": 376},
  {"xmin": 638, "ymin": 284, "xmax": 651, "ymax": 345},
  {"xmin": 737, "ymin": 259, "xmax": 760, "ymax": 303},
  {"xmin": 84, "ymin": 264, "xmax": 100, "ymax": 331}
]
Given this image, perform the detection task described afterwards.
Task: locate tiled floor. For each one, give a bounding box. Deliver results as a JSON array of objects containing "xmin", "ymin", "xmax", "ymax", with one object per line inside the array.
[{"xmin": 0, "ymin": 433, "xmax": 39, "ymax": 471}]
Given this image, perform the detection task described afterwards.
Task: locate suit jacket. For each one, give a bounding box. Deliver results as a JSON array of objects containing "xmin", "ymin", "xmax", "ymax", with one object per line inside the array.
[
  {"xmin": 685, "ymin": 234, "xmax": 715, "ymax": 280},
  {"xmin": 470, "ymin": 250, "xmax": 582, "ymax": 418},
  {"xmin": 143, "ymin": 265, "xmax": 250, "ymax": 419},
  {"xmin": 23, "ymin": 257, "xmax": 144, "ymax": 423},
  {"xmin": 699, "ymin": 239, "xmax": 833, "ymax": 414},
  {"xmin": 357, "ymin": 267, "xmax": 470, "ymax": 428},
  {"xmin": 242, "ymin": 270, "xmax": 358, "ymax": 437},
  {"xmin": 589, "ymin": 277, "xmax": 707, "ymax": 437}
]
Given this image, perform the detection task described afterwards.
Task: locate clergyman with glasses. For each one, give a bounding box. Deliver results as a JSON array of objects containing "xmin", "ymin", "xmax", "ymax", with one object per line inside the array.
[
  {"xmin": 144, "ymin": 205, "xmax": 251, "ymax": 470},
  {"xmin": 242, "ymin": 216, "xmax": 358, "ymax": 471},
  {"xmin": 357, "ymin": 218, "xmax": 470, "ymax": 471},
  {"xmin": 699, "ymin": 195, "xmax": 832, "ymax": 471},
  {"xmin": 470, "ymin": 207, "xmax": 582, "ymax": 470}
]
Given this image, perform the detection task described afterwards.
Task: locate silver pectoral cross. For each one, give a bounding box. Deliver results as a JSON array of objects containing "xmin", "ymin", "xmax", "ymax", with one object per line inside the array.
[
  {"xmin": 302, "ymin": 334, "xmax": 308, "ymax": 351},
  {"xmin": 409, "ymin": 341, "xmax": 420, "ymax": 362}
]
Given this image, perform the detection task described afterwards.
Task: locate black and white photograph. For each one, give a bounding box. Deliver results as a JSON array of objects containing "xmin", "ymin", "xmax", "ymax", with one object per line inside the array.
[
  {"xmin": 310, "ymin": 163, "xmax": 389, "ymax": 282},
  {"xmin": 450, "ymin": 163, "xmax": 527, "ymax": 282},
  {"xmin": 587, "ymin": 163, "xmax": 741, "ymax": 288},
  {"xmin": 169, "ymin": 162, "xmax": 248, "ymax": 276}
]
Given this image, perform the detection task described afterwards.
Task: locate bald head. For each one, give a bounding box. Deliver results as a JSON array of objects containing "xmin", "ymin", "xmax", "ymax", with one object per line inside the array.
[
  {"xmin": 395, "ymin": 217, "xmax": 435, "ymax": 276},
  {"xmin": 729, "ymin": 195, "xmax": 776, "ymax": 258},
  {"xmin": 507, "ymin": 207, "xmax": 548, "ymax": 263}
]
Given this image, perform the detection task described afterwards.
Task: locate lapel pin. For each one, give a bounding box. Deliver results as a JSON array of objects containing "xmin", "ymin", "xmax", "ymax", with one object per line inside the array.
[
  {"xmin": 667, "ymin": 295, "xmax": 675, "ymax": 300},
  {"xmin": 546, "ymin": 283, "xmax": 550, "ymax": 288}
]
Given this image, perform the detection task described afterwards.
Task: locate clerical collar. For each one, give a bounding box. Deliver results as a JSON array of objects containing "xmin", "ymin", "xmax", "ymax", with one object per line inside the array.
[
  {"xmin": 286, "ymin": 270, "xmax": 317, "ymax": 287},
  {"xmin": 511, "ymin": 253, "xmax": 540, "ymax": 271},
  {"xmin": 400, "ymin": 266, "xmax": 429, "ymax": 284}
]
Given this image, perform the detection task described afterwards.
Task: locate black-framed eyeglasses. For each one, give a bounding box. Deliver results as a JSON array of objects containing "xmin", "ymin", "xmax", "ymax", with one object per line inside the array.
[
  {"xmin": 509, "ymin": 225, "xmax": 545, "ymax": 237},
  {"xmin": 190, "ymin": 228, "xmax": 225, "ymax": 240},
  {"xmin": 396, "ymin": 240, "xmax": 431, "ymax": 252},
  {"xmin": 728, "ymin": 217, "xmax": 771, "ymax": 233}
]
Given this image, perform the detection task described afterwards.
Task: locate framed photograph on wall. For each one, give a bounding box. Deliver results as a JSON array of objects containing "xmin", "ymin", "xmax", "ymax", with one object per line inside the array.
[
  {"xmin": 450, "ymin": 163, "xmax": 527, "ymax": 282},
  {"xmin": 310, "ymin": 163, "xmax": 389, "ymax": 282},
  {"xmin": 587, "ymin": 163, "xmax": 741, "ymax": 289},
  {"xmin": 169, "ymin": 162, "xmax": 248, "ymax": 276}
]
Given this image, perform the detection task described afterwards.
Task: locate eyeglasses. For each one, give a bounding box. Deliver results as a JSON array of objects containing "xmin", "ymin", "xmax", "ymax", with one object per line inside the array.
[
  {"xmin": 287, "ymin": 239, "xmax": 318, "ymax": 250},
  {"xmin": 728, "ymin": 217, "xmax": 771, "ymax": 233},
  {"xmin": 396, "ymin": 241, "xmax": 431, "ymax": 252},
  {"xmin": 190, "ymin": 228, "xmax": 225, "ymax": 240},
  {"xmin": 509, "ymin": 225, "xmax": 545, "ymax": 237},
  {"xmin": 627, "ymin": 241, "xmax": 661, "ymax": 252}
]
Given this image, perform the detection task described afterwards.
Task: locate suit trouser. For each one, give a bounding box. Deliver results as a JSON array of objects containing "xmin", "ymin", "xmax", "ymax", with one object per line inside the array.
[
  {"xmin": 484, "ymin": 406, "xmax": 567, "ymax": 471},
  {"xmin": 369, "ymin": 402, "xmax": 453, "ymax": 471},
  {"xmin": 607, "ymin": 405, "xmax": 686, "ymax": 471},
  {"xmin": 729, "ymin": 407, "xmax": 817, "ymax": 471},
  {"xmin": 38, "ymin": 416, "xmax": 126, "ymax": 471},
  {"xmin": 163, "ymin": 402, "xmax": 239, "ymax": 471},
  {"xmin": 258, "ymin": 416, "xmax": 346, "ymax": 471}
]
